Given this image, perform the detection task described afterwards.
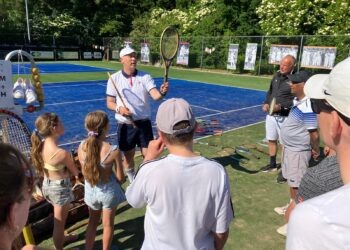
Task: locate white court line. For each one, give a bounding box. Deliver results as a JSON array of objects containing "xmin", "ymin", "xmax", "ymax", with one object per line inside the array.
[
  {"xmin": 191, "ymin": 104, "xmax": 223, "ymax": 113},
  {"xmin": 46, "ymin": 98, "xmax": 105, "ymax": 106},
  {"xmin": 44, "ymin": 82, "xmax": 105, "ymax": 88},
  {"xmin": 195, "ymin": 121, "xmax": 265, "ymax": 141},
  {"xmin": 197, "ymin": 104, "xmax": 261, "ymax": 119}
]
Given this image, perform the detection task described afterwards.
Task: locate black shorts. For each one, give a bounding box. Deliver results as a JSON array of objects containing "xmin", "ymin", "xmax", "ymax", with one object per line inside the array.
[{"xmin": 117, "ymin": 119, "xmax": 154, "ymax": 152}]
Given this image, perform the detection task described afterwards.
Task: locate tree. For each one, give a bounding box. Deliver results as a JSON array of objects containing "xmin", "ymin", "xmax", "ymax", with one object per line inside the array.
[{"xmin": 256, "ymin": 0, "xmax": 350, "ymax": 35}]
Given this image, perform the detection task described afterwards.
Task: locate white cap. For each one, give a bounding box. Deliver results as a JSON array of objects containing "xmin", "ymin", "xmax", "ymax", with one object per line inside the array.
[
  {"xmin": 119, "ymin": 47, "xmax": 135, "ymax": 58},
  {"xmin": 304, "ymin": 58, "xmax": 350, "ymax": 118}
]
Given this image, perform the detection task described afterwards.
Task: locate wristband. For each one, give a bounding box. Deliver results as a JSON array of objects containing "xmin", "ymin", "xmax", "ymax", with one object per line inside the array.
[{"xmin": 116, "ymin": 106, "xmax": 120, "ymax": 114}]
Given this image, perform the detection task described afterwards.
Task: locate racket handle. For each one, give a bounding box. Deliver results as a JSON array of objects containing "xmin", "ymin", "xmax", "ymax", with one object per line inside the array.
[{"xmin": 164, "ymin": 66, "xmax": 169, "ymax": 83}]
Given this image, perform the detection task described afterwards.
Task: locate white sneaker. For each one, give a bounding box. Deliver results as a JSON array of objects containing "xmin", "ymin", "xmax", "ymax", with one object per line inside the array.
[
  {"xmin": 23, "ymin": 78, "xmax": 37, "ymax": 104},
  {"xmin": 277, "ymin": 223, "xmax": 288, "ymax": 236},
  {"xmin": 13, "ymin": 77, "xmax": 25, "ymax": 99},
  {"xmin": 274, "ymin": 203, "xmax": 289, "ymax": 215}
]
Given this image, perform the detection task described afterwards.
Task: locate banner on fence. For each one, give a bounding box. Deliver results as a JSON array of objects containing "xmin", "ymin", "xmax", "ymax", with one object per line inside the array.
[
  {"xmin": 112, "ymin": 50, "xmax": 119, "ymax": 60},
  {"xmin": 244, "ymin": 43, "xmax": 257, "ymax": 70},
  {"xmin": 227, "ymin": 44, "xmax": 239, "ymax": 70},
  {"xmin": 57, "ymin": 51, "xmax": 79, "ymax": 60},
  {"xmin": 177, "ymin": 42, "xmax": 190, "ymax": 66},
  {"xmin": 30, "ymin": 51, "xmax": 54, "ymax": 59},
  {"xmin": 301, "ymin": 46, "xmax": 336, "ymax": 69},
  {"xmin": 83, "ymin": 52, "xmax": 92, "ymax": 59},
  {"xmin": 269, "ymin": 44, "xmax": 298, "ymax": 64},
  {"xmin": 141, "ymin": 43, "xmax": 150, "ymax": 63},
  {"xmin": 124, "ymin": 41, "xmax": 132, "ymax": 48},
  {"xmin": 93, "ymin": 52, "xmax": 102, "ymax": 59}
]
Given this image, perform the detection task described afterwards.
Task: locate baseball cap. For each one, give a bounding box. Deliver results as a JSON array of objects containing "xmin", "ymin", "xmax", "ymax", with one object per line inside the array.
[
  {"xmin": 120, "ymin": 47, "xmax": 135, "ymax": 58},
  {"xmin": 156, "ymin": 98, "xmax": 196, "ymax": 135},
  {"xmin": 287, "ymin": 71, "xmax": 313, "ymax": 84},
  {"xmin": 304, "ymin": 58, "xmax": 350, "ymax": 118}
]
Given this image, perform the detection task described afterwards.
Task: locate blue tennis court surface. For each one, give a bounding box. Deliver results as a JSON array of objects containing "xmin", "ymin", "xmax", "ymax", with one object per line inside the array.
[
  {"xmin": 21, "ymin": 78, "xmax": 266, "ymax": 150},
  {"xmin": 12, "ymin": 63, "xmax": 112, "ymax": 74}
]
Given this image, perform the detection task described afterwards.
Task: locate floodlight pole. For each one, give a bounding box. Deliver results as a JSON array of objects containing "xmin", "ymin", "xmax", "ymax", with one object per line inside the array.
[{"xmin": 25, "ymin": 0, "xmax": 31, "ymax": 43}]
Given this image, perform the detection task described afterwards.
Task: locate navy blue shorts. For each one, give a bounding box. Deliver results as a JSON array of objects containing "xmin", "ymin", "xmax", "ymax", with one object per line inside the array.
[{"xmin": 117, "ymin": 119, "xmax": 154, "ymax": 151}]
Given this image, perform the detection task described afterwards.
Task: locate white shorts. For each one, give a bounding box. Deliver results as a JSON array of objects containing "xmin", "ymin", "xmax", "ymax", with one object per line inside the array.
[
  {"xmin": 282, "ymin": 147, "xmax": 311, "ymax": 188},
  {"xmin": 265, "ymin": 115, "xmax": 287, "ymax": 141}
]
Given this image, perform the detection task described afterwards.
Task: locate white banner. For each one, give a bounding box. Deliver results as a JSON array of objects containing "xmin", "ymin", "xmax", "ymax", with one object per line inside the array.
[
  {"xmin": 244, "ymin": 43, "xmax": 258, "ymax": 70},
  {"xmin": 177, "ymin": 42, "xmax": 190, "ymax": 66},
  {"xmin": 227, "ymin": 44, "xmax": 239, "ymax": 70},
  {"xmin": 93, "ymin": 52, "xmax": 102, "ymax": 59},
  {"xmin": 301, "ymin": 46, "xmax": 336, "ymax": 69},
  {"xmin": 269, "ymin": 45, "xmax": 299, "ymax": 65},
  {"xmin": 83, "ymin": 52, "xmax": 92, "ymax": 59},
  {"xmin": 141, "ymin": 43, "xmax": 150, "ymax": 63},
  {"xmin": 30, "ymin": 51, "xmax": 54, "ymax": 59},
  {"xmin": 112, "ymin": 50, "xmax": 119, "ymax": 60},
  {"xmin": 57, "ymin": 51, "xmax": 79, "ymax": 60}
]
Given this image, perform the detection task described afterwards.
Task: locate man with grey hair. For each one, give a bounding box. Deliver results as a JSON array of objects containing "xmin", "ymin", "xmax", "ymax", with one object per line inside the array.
[
  {"xmin": 126, "ymin": 98, "xmax": 234, "ymax": 250},
  {"xmin": 261, "ymin": 55, "xmax": 296, "ymax": 174}
]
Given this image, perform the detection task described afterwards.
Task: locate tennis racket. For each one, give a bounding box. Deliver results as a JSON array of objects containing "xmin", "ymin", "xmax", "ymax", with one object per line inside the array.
[
  {"xmin": 0, "ymin": 109, "xmax": 31, "ymax": 160},
  {"xmin": 268, "ymin": 97, "xmax": 276, "ymax": 116},
  {"xmin": 160, "ymin": 26, "xmax": 179, "ymax": 82},
  {"xmin": 235, "ymin": 146, "xmax": 260, "ymax": 159}
]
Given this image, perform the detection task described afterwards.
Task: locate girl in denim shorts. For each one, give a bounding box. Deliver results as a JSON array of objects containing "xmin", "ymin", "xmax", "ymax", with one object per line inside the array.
[
  {"xmin": 78, "ymin": 111, "xmax": 125, "ymax": 250},
  {"xmin": 31, "ymin": 113, "xmax": 81, "ymax": 249}
]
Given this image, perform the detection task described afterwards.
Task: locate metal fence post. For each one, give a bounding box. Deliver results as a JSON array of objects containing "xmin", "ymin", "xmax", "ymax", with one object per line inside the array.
[
  {"xmin": 297, "ymin": 35, "xmax": 304, "ymax": 72},
  {"xmin": 258, "ymin": 36, "xmax": 264, "ymax": 76},
  {"xmin": 200, "ymin": 36, "xmax": 204, "ymax": 69}
]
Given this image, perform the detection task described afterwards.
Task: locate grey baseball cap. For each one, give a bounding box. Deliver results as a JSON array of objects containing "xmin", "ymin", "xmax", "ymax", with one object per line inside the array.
[{"xmin": 156, "ymin": 98, "xmax": 196, "ymax": 135}]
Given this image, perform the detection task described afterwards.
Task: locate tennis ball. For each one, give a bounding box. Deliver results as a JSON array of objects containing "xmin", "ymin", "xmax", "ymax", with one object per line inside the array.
[
  {"xmin": 31, "ymin": 67, "xmax": 39, "ymax": 74},
  {"xmin": 32, "ymin": 74, "xmax": 40, "ymax": 81}
]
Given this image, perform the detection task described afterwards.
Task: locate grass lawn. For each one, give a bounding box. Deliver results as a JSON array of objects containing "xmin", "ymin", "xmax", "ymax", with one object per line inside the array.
[{"xmin": 29, "ymin": 61, "xmax": 289, "ymax": 249}]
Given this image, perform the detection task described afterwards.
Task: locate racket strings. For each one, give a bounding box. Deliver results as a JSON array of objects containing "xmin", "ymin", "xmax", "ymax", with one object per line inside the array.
[
  {"xmin": 0, "ymin": 114, "xmax": 32, "ymax": 160},
  {"xmin": 161, "ymin": 29, "xmax": 179, "ymax": 60}
]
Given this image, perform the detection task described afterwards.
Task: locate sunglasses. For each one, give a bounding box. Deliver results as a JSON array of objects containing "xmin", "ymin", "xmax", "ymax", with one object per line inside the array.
[
  {"xmin": 310, "ymin": 99, "xmax": 334, "ymax": 114},
  {"xmin": 310, "ymin": 99, "xmax": 350, "ymax": 126}
]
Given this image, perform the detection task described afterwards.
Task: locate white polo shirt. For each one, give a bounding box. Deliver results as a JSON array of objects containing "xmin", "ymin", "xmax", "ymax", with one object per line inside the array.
[
  {"xmin": 126, "ymin": 154, "xmax": 234, "ymax": 249},
  {"xmin": 106, "ymin": 70, "xmax": 156, "ymax": 123}
]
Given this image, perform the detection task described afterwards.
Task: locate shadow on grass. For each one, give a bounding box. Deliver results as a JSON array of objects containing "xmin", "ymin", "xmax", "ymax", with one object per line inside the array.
[
  {"xmin": 213, "ymin": 154, "xmax": 259, "ymax": 174},
  {"xmin": 78, "ymin": 215, "xmax": 144, "ymax": 249}
]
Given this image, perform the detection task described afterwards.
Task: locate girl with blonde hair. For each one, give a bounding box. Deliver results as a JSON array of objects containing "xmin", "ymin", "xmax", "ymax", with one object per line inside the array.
[
  {"xmin": 78, "ymin": 110, "xmax": 125, "ymax": 250},
  {"xmin": 31, "ymin": 112, "xmax": 80, "ymax": 250}
]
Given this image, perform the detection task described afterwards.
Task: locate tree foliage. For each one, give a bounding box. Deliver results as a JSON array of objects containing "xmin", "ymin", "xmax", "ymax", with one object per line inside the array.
[{"xmin": 256, "ymin": 0, "xmax": 350, "ymax": 35}]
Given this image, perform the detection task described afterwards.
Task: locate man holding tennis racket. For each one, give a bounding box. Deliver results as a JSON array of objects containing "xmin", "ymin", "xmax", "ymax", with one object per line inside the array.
[
  {"xmin": 106, "ymin": 47, "xmax": 169, "ymax": 182},
  {"xmin": 261, "ymin": 55, "xmax": 295, "ymax": 173}
]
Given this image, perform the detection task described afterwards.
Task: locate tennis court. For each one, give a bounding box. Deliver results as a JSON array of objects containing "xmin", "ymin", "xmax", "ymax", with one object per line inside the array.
[{"xmin": 20, "ymin": 77, "xmax": 266, "ymax": 151}]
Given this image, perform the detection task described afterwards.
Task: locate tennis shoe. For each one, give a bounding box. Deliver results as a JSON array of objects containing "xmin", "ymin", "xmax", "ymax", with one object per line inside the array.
[
  {"xmin": 276, "ymin": 170, "xmax": 287, "ymax": 184},
  {"xmin": 277, "ymin": 223, "xmax": 288, "ymax": 236},
  {"xmin": 23, "ymin": 78, "xmax": 37, "ymax": 104},
  {"xmin": 260, "ymin": 164, "xmax": 278, "ymax": 172},
  {"xmin": 13, "ymin": 77, "xmax": 25, "ymax": 99},
  {"xmin": 274, "ymin": 203, "xmax": 289, "ymax": 215}
]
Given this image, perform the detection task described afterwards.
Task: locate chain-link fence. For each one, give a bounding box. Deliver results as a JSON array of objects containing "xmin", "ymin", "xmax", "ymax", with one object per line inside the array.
[{"xmin": 103, "ymin": 34, "xmax": 350, "ymax": 75}]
